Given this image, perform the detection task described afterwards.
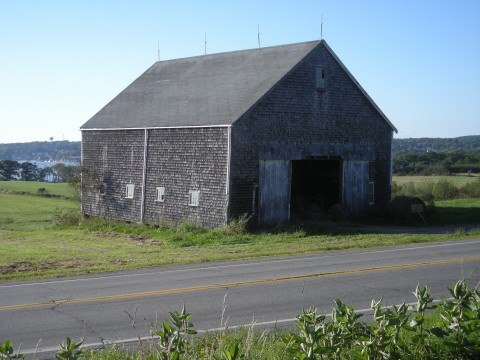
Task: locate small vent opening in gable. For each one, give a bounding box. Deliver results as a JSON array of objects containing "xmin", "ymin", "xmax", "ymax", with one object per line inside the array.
[{"xmin": 316, "ymin": 66, "xmax": 326, "ymax": 90}]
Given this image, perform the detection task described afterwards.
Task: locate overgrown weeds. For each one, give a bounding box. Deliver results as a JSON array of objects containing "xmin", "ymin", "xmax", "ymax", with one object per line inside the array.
[
  {"xmin": 222, "ymin": 214, "xmax": 252, "ymax": 235},
  {"xmin": 392, "ymin": 177, "xmax": 480, "ymax": 202},
  {"xmin": 52, "ymin": 208, "xmax": 84, "ymax": 226}
]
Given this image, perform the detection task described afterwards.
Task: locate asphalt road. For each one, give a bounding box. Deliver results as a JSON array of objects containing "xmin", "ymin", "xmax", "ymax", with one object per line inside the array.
[{"xmin": 1, "ymin": 239, "xmax": 480, "ymax": 358}]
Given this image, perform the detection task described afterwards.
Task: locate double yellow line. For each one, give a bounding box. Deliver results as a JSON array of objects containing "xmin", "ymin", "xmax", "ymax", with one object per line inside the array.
[{"xmin": 1, "ymin": 256, "xmax": 479, "ymax": 312}]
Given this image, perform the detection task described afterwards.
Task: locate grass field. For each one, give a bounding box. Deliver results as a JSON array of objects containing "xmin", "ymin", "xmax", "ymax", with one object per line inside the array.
[
  {"xmin": 0, "ymin": 180, "xmax": 75, "ymax": 198},
  {"xmin": 1, "ymin": 181, "xmax": 480, "ymax": 281},
  {"xmin": 0, "ymin": 193, "xmax": 78, "ymax": 231},
  {"xmin": 392, "ymin": 175, "xmax": 478, "ymax": 186}
]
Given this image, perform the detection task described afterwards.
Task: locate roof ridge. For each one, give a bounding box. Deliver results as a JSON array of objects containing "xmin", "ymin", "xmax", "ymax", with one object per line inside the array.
[{"xmin": 153, "ymin": 40, "xmax": 322, "ymax": 65}]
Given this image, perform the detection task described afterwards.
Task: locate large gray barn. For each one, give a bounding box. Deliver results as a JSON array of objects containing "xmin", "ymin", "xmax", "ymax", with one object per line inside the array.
[{"xmin": 81, "ymin": 40, "xmax": 397, "ymax": 228}]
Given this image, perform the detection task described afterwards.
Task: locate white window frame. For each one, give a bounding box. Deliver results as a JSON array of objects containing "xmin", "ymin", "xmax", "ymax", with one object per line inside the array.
[
  {"xmin": 125, "ymin": 184, "xmax": 135, "ymax": 199},
  {"xmin": 368, "ymin": 181, "xmax": 375, "ymax": 205},
  {"xmin": 188, "ymin": 190, "xmax": 200, "ymax": 207},
  {"xmin": 155, "ymin": 187, "xmax": 165, "ymax": 202}
]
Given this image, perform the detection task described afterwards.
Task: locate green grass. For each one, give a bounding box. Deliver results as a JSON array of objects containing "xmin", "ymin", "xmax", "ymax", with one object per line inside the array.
[
  {"xmin": 430, "ymin": 198, "xmax": 480, "ymax": 225},
  {"xmin": 0, "ymin": 180, "xmax": 75, "ymax": 198},
  {"xmin": 1, "ymin": 190, "xmax": 480, "ymax": 281},
  {"xmin": 0, "ymin": 193, "xmax": 78, "ymax": 231},
  {"xmin": 393, "ymin": 175, "xmax": 478, "ymax": 187}
]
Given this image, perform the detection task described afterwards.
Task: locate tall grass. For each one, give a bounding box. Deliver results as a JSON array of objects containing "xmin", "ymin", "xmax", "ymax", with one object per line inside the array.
[{"xmin": 392, "ymin": 176, "xmax": 480, "ymax": 202}]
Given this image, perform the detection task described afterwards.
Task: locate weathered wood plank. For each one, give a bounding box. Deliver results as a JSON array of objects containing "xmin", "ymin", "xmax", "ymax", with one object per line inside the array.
[
  {"xmin": 259, "ymin": 160, "xmax": 291, "ymax": 223},
  {"xmin": 343, "ymin": 160, "xmax": 368, "ymax": 217}
]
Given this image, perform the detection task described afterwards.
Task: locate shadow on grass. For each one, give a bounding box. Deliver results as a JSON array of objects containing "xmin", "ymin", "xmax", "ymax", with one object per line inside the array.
[
  {"xmin": 428, "ymin": 206, "xmax": 480, "ymax": 225},
  {"xmin": 250, "ymin": 205, "xmax": 480, "ymax": 236}
]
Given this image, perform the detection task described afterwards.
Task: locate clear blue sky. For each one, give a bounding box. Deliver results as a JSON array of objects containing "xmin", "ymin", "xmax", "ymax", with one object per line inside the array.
[{"xmin": 1, "ymin": 0, "xmax": 479, "ymax": 143}]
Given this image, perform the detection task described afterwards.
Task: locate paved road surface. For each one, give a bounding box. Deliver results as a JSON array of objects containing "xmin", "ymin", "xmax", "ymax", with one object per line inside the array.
[{"xmin": 1, "ymin": 239, "xmax": 479, "ymax": 358}]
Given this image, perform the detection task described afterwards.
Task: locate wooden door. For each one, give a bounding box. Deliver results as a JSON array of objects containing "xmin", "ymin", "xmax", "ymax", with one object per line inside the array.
[
  {"xmin": 258, "ymin": 160, "xmax": 291, "ymax": 223},
  {"xmin": 343, "ymin": 160, "xmax": 368, "ymax": 217}
]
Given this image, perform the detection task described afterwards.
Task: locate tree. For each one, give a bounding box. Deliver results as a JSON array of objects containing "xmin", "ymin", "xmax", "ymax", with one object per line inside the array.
[
  {"xmin": 20, "ymin": 162, "xmax": 39, "ymax": 181},
  {"xmin": 51, "ymin": 163, "xmax": 79, "ymax": 183},
  {"xmin": 0, "ymin": 160, "xmax": 20, "ymax": 181},
  {"xmin": 39, "ymin": 166, "xmax": 54, "ymax": 182}
]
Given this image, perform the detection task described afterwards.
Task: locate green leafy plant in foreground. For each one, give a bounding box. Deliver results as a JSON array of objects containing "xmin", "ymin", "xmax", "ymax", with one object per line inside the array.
[
  {"xmin": 55, "ymin": 337, "xmax": 83, "ymax": 360},
  {"xmin": 408, "ymin": 284, "xmax": 437, "ymax": 354},
  {"xmin": 0, "ymin": 340, "xmax": 24, "ymax": 359},
  {"xmin": 154, "ymin": 305, "xmax": 198, "ymax": 360},
  {"xmin": 284, "ymin": 307, "xmax": 331, "ymax": 359},
  {"xmin": 431, "ymin": 279, "xmax": 480, "ymax": 358},
  {"xmin": 222, "ymin": 341, "xmax": 245, "ymax": 360}
]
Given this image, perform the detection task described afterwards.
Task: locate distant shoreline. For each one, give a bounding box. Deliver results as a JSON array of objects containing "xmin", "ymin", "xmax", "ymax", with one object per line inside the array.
[{"xmin": 21, "ymin": 160, "xmax": 80, "ymax": 168}]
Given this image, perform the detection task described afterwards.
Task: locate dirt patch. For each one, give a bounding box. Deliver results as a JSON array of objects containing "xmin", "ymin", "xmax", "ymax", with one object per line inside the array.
[
  {"xmin": 93, "ymin": 230, "xmax": 163, "ymax": 246},
  {"xmin": 0, "ymin": 260, "xmax": 88, "ymax": 274},
  {"xmin": 126, "ymin": 234, "xmax": 163, "ymax": 246}
]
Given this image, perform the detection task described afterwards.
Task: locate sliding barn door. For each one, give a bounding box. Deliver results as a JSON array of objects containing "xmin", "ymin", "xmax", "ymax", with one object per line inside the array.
[
  {"xmin": 343, "ymin": 160, "xmax": 368, "ymax": 217},
  {"xmin": 258, "ymin": 160, "xmax": 291, "ymax": 224}
]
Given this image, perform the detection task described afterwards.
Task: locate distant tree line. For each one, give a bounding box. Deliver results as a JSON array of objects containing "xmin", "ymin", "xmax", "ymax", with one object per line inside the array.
[
  {"xmin": 393, "ymin": 135, "xmax": 480, "ymax": 155},
  {"xmin": 1, "ymin": 136, "xmax": 479, "ymax": 160},
  {"xmin": 0, "ymin": 140, "xmax": 80, "ymax": 162},
  {"xmin": 394, "ymin": 150, "xmax": 480, "ymax": 175},
  {"xmin": 0, "ymin": 160, "xmax": 78, "ymax": 182}
]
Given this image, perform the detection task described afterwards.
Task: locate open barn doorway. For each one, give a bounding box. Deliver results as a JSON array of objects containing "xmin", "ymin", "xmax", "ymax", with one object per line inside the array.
[{"xmin": 290, "ymin": 159, "xmax": 342, "ymax": 220}]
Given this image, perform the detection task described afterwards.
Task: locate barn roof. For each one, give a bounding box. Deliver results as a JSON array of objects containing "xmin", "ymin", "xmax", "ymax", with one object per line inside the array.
[
  {"xmin": 81, "ymin": 40, "xmax": 396, "ymax": 132},
  {"xmin": 81, "ymin": 41, "xmax": 320, "ymax": 129}
]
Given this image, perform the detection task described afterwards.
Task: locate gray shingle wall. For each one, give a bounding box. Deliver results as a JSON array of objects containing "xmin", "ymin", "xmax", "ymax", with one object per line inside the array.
[
  {"xmin": 82, "ymin": 127, "xmax": 229, "ymax": 228},
  {"xmin": 229, "ymin": 43, "xmax": 393, "ymax": 219},
  {"xmin": 81, "ymin": 130, "xmax": 145, "ymax": 222},
  {"xmin": 143, "ymin": 127, "xmax": 229, "ymax": 228}
]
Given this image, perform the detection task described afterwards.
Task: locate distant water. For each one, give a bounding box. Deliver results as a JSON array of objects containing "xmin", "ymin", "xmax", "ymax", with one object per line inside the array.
[{"xmin": 21, "ymin": 160, "xmax": 80, "ymax": 169}]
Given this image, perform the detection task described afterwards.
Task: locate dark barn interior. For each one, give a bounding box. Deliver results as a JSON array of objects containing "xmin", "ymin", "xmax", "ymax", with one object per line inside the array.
[{"xmin": 290, "ymin": 159, "xmax": 342, "ymax": 219}]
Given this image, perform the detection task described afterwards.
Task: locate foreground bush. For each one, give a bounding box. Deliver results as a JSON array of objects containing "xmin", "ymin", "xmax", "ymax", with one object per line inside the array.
[{"xmin": 3, "ymin": 280, "xmax": 479, "ymax": 359}]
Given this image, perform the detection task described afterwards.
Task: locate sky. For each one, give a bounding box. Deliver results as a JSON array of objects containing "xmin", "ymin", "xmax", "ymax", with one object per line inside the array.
[{"xmin": 0, "ymin": 0, "xmax": 479, "ymax": 143}]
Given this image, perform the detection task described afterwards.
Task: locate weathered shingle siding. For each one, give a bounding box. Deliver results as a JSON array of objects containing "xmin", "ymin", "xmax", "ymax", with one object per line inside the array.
[
  {"xmin": 143, "ymin": 127, "xmax": 229, "ymax": 228},
  {"xmin": 81, "ymin": 130, "xmax": 145, "ymax": 222},
  {"xmin": 82, "ymin": 128, "xmax": 229, "ymax": 228},
  {"xmin": 229, "ymin": 43, "xmax": 393, "ymax": 219}
]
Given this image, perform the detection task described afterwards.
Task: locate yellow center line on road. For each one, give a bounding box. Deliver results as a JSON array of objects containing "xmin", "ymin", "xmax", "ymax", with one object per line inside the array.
[{"xmin": 1, "ymin": 255, "xmax": 479, "ymax": 312}]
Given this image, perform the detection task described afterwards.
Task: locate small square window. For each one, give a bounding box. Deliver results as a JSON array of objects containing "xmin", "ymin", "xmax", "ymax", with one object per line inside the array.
[
  {"xmin": 368, "ymin": 182, "xmax": 375, "ymax": 205},
  {"xmin": 155, "ymin": 187, "xmax": 165, "ymax": 202},
  {"xmin": 188, "ymin": 190, "xmax": 200, "ymax": 207},
  {"xmin": 316, "ymin": 66, "xmax": 326, "ymax": 90},
  {"xmin": 125, "ymin": 184, "xmax": 135, "ymax": 199}
]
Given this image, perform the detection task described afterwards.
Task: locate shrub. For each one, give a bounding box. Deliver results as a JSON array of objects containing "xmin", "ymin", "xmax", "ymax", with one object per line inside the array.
[
  {"xmin": 391, "ymin": 181, "xmax": 435, "ymax": 204},
  {"xmin": 460, "ymin": 177, "xmax": 480, "ymax": 198},
  {"xmin": 432, "ymin": 179, "xmax": 458, "ymax": 200},
  {"xmin": 52, "ymin": 208, "xmax": 83, "ymax": 226},
  {"xmin": 223, "ymin": 214, "xmax": 251, "ymax": 235}
]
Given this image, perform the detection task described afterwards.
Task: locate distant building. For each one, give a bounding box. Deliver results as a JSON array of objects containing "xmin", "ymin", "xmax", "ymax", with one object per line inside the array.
[{"xmin": 80, "ymin": 40, "xmax": 397, "ymax": 227}]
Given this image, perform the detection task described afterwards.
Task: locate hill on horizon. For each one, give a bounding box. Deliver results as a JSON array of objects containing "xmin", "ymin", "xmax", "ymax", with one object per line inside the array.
[
  {"xmin": 0, "ymin": 140, "xmax": 80, "ymax": 162},
  {"xmin": 393, "ymin": 135, "xmax": 480, "ymax": 154}
]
